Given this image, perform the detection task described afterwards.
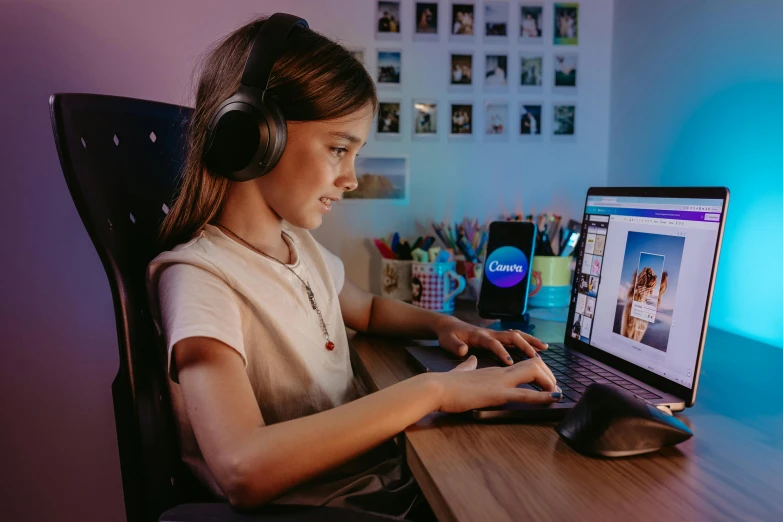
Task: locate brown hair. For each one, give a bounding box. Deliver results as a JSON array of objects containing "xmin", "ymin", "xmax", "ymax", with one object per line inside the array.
[{"xmin": 158, "ymin": 15, "xmax": 377, "ymax": 251}]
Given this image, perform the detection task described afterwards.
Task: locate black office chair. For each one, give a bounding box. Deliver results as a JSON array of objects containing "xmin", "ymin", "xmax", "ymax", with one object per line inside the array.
[{"xmin": 49, "ymin": 93, "xmax": 399, "ymax": 522}]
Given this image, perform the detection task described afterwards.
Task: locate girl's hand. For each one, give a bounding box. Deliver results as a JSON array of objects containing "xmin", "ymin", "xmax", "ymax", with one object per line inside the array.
[
  {"xmin": 433, "ymin": 355, "xmax": 562, "ymax": 413},
  {"xmin": 435, "ymin": 316, "xmax": 549, "ymax": 363}
]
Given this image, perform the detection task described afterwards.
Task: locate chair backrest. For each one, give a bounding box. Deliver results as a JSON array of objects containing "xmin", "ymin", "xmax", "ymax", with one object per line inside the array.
[{"xmin": 49, "ymin": 93, "xmax": 212, "ymax": 522}]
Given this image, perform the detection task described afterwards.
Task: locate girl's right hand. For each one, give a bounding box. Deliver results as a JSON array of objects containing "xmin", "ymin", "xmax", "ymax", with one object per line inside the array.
[{"xmin": 433, "ymin": 355, "xmax": 562, "ymax": 413}]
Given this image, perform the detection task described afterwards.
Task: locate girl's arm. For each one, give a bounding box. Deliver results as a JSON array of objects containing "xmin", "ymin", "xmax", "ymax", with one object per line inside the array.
[
  {"xmin": 339, "ymin": 278, "xmax": 552, "ymax": 364},
  {"xmin": 174, "ymin": 335, "xmax": 558, "ymax": 511}
]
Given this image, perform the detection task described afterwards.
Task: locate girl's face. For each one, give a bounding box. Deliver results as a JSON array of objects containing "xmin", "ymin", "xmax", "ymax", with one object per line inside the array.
[{"xmin": 257, "ymin": 103, "xmax": 374, "ymax": 229}]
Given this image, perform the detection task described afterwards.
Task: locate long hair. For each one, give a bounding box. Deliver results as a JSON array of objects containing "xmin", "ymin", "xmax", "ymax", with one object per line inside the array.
[{"xmin": 158, "ymin": 15, "xmax": 377, "ymax": 251}]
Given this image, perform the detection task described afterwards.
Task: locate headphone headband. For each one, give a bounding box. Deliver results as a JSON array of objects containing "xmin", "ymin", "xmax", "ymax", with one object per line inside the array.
[{"xmin": 241, "ymin": 13, "xmax": 309, "ymax": 95}]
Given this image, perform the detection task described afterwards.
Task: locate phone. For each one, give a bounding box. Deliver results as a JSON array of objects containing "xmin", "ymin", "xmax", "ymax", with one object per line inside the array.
[{"xmin": 477, "ymin": 221, "xmax": 537, "ymax": 319}]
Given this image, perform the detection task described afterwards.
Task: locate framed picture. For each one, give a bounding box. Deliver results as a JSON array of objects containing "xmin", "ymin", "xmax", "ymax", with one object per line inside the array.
[
  {"xmin": 519, "ymin": 4, "xmax": 544, "ymax": 43},
  {"xmin": 414, "ymin": 2, "xmax": 439, "ymax": 41},
  {"xmin": 484, "ymin": 1, "xmax": 509, "ymax": 43},
  {"xmin": 554, "ymin": 3, "xmax": 579, "ymax": 45},
  {"xmin": 519, "ymin": 102, "xmax": 543, "ymax": 139},
  {"xmin": 553, "ymin": 53, "xmax": 578, "ymax": 92},
  {"xmin": 553, "ymin": 103, "xmax": 576, "ymax": 139},
  {"xmin": 484, "ymin": 101, "xmax": 509, "ymax": 140},
  {"xmin": 377, "ymin": 50, "xmax": 402, "ymax": 87},
  {"xmin": 450, "ymin": 2, "xmax": 475, "ymax": 42},
  {"xmin": 448, "ymin": 52, "xmax": 473, "ymax": 91},
  {"xmin": 376, "ymin": 1, "xmax": 402, "ymax": 40},
  {"xmin": 449, "ymin": 102, "xmax": 473, "ymax": 138},
  {"xmin": 519, "ymin": 53, "xmax": 544, "ymax": 92},
  {"xmin": 413, "ymin": 100, "xmax": 438, "ymax": 139},
  {"xmin": 345, "ymin": 156, "xmax": 409, "ymax": 202},
  {"xmin": 484, "ymin": 54, "xmax": 508, "ymax": 92},
  {"xmin": 376, "ymin": 100, "xmax": 402, "ymax": 139}
]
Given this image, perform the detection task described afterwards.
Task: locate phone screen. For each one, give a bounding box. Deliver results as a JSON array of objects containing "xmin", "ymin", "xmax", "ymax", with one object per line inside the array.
[{"xmin": 477, "ymin": 221, "xmax": 537, "ymax": 318}]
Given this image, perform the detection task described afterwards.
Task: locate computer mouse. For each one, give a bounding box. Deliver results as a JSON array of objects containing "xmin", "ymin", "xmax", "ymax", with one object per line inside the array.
[{"xmin": 555, "ymin": 383, "xmax": 693, "ymax": 457}]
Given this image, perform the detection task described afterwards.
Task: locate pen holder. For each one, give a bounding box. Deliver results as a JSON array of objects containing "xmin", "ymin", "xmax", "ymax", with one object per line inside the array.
[
  {"xmin": 528, "ymin": 256, "xmax": 573, "ymax": 308},
  {"xmin": 456, "ymin": 260, "xmax": 483, "ymax": 301},
  {"xmin": 412, "ymin": 261, "xmax": 467, "ymax": 314},
  {"xmin": 380, "ymin": 259, "xmax": 413, "ymax": 302}
]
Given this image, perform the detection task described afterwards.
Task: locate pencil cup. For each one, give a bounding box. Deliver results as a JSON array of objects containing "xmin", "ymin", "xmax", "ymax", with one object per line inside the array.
[
  {"xmin": 411, "ymin": 261, "xmax": 467, "ymax": 314},
  {"xmin": 528, "ymin": 256, "xmax": 573, "ymax": 308},
  {"xmin": 456, "ymin": 260, "xmax": 483, "ymax": 301},
  {"xmin": 380, "ymin": 259, "xmax": 413, "ymax": 302}
]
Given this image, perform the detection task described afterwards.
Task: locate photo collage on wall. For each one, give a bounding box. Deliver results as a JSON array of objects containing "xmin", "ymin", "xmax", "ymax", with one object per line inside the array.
[{"xmin": 361, "ymin": 1, "xmax": 579, "ymax": 142}]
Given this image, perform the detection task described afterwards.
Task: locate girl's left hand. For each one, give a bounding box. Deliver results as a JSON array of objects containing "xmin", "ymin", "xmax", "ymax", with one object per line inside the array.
[{"xmin": 435, "ymin": 317, "xmax": 549, "ymax": 366}]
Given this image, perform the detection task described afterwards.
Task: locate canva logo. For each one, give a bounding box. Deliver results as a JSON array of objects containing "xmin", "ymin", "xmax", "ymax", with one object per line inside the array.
[{"xmin": 485, "ymin": 246, "xmax": 529, "ymax": 288}]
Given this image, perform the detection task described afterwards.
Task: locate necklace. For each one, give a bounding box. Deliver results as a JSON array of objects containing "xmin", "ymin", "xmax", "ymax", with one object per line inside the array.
[{"xmin": 212, "ymin": 223, "xmax": 334, "ymax": 351}]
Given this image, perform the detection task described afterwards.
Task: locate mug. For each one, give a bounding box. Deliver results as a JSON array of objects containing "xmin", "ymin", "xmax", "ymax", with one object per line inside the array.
[
  {"xmin": 528, "ymin": 256, "xmax": 573, "ymax": 308},
  {"xmin": 411, "ymin": 261, "xmax": 467, "ymax": 314},
  {"xmin": 456, "ymin": 260, "xmax": 483, "ymax": 301},
  {"xmin": 380, "ymin": 259, "xmax": 413, "ymax": 302}
]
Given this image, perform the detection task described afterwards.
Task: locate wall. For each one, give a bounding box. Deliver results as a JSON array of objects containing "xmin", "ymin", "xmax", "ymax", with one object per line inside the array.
[
  {"xmin": 609, "ymin": 0, "xmax": 783, "ymax": 348},
  {"xmin": 0, "ymin": 0, "xmax": 613, "ymax": 520}
]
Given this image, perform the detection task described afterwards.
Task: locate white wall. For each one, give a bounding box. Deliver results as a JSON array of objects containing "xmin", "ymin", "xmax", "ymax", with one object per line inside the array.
[{"xmin": 0, "ymin": 1, "xmax": 613, "ymax": 520}]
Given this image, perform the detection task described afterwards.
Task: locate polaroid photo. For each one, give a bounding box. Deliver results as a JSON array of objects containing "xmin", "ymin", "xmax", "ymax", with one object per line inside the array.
[
  {"xmin": 519, "ymin": 53, "xmax": 544, "ymax": 93},
  {"xmin": 412, "ymin": 100, "xmax": 438, "ymax": 140},
  {"xmin": 581, "ymin": 253, "xmax": 593, "ymax": 275},
  {"xmin": 345, "ymin": 156, "xmax": 409, "ymax": 204},
  {"xmin": 450, "ymin": 2, "xmax": 475, "ymax": 43},
  {"xmin": 553, "ymin": 53, "xmax": 578, "ymax": 94},
  {"xmin": 519, "ymin": 4, "xmax": 544, "ymax": 44},
  {"xmin": 484, "ymin": 101, "xmax": 509, "ymax": 141},
  {"xmin": 376, "ymin": 1, "xmax": 402, "ymax": 40},
  {"xmin": 552, "ymin": 103, "xmax": 576, "ymax": 141},
  {"xmin": 518, "ymin": 102, "xmax": 543, "ymax": 140},
  {"xmin": 571, "ymin": 312, "xmax": 583, "ymax": 339},
  {"xmin": 484, "ymin": 1, "xmax": 509, "ymax": 44},
  {"xmin": 376, "ymin": 49, "xmax": 402, "ymax": 89},
  {"xmin": 483, "ymin": 53, "xmax": 509, "ymax": 92},
  {"xmin": 575, "ymin": 293, "xmax": 587, "ymax": 315},
  {"xmin": 448, "ymin": 52, "xmax": 474, "ymax": 92},
  {"xmin": 376, "ymin": 100, "xmax": 402, "ymax": 140},
  {"xmin": 449, "ymin": 102, "xmax": 474, "ymax": 140},
  {"xmin": 584, "ymin": 233, "xmax": 596, "ymax": 254},
  {"xmin": 414, "ymin": 2, "xmax": 439, "ymax": 41},
  {"xmin": 554, "ymin": 3, "xmax": 579, "ymax": 45}
]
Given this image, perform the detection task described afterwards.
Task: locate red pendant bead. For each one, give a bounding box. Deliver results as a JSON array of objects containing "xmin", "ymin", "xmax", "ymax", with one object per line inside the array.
[{"xmin": 326, "ymin": 341, "xmax": 335, "ymax": 351}]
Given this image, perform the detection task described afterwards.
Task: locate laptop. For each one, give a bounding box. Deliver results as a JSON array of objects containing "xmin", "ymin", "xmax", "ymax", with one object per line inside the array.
[{"xmin": 406, "ymin": 187, "xmax": 730, "ymax": 420}]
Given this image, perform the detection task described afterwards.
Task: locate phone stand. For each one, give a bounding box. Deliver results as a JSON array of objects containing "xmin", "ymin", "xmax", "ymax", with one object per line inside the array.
[{"xmin": 486, "ymin": 313, "xmax": 535, "ymax": 335}]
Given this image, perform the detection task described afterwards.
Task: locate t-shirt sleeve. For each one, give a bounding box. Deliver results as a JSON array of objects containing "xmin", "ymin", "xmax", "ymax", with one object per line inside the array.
[
  {"xmin": 157, "ymin": 263, "xmax": 246, "ymax": 383},
  {"xmin": 315, "ymin": 241, "xmax": 345, "ymax": 294}
]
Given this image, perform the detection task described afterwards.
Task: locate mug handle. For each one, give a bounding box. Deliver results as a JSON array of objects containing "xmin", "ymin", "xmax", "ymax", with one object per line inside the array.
[
  {"xmin": 445, "ymin": 271, "xmax": 467, "ymax": 302},
  {"xmin": 528, "ymin": 271, "xmax": 543, "ymax": 297}
]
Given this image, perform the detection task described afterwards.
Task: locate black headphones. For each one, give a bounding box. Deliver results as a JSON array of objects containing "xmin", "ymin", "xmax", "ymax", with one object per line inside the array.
[{"xmin": 203, "ymin": 13, "xmax": 309, "ymax": 182}]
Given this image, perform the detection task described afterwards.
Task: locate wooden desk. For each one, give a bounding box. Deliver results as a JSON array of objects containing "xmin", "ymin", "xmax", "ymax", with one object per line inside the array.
[{"xmin": 349, "ymin": 302, "xmax": 783, "ymax": 521}]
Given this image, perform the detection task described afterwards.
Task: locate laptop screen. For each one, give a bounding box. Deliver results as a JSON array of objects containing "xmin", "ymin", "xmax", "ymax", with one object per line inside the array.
[{"xmin": 568, "ymin": 194, "xmax": 725, "ymax": 389}]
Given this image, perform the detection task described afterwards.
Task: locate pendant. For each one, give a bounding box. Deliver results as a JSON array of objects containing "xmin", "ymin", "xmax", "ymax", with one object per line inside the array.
[{"xmin": 326, "ymin": 341, "xmax": 335, "ymax": 351}]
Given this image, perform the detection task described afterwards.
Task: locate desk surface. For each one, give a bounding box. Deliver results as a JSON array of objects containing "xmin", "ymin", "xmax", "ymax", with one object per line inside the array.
[{"xmin": 349, "ymin": 302, "xmax": 783, "ymax": 522}]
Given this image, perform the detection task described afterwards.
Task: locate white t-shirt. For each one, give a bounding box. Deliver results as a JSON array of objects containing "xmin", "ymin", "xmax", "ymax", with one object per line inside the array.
[{"xmin": 146, "ymin": 223, "xmax": 419, "ymax": 516}]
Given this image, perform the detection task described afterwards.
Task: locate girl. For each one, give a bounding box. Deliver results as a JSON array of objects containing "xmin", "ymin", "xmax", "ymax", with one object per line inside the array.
[{"xmin": 146, "ymin": 14, "xmax": 560, "ymax": 520}]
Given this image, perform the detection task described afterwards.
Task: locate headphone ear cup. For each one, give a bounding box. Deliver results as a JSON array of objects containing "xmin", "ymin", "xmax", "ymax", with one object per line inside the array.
[
  {"xmin": 204, "ymin": 99, "xmax": 268, "ymax": 179},
  {"xmin": 260, "ymin": 97, "xmax": 287, "ymax": 174}
]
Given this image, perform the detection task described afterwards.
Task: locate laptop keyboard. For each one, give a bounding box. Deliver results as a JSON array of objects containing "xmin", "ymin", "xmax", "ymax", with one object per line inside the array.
[{"xmin": 510, "ymin": 344, "xmax": 662, "ymax": 403}]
